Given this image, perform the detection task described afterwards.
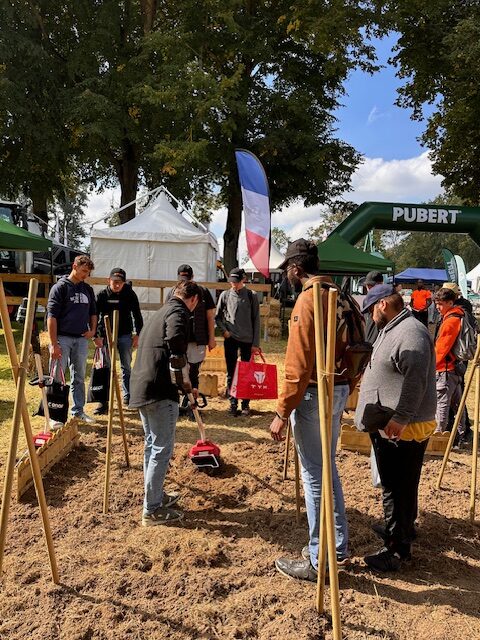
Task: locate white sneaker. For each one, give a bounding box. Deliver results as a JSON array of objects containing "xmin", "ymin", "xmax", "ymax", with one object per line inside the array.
[
  {"xmin": 49, "ymin": 419, "xmax": 64, "ymax": 431},
  {"xmin": 75, "ymin": 412, "xmax": 96, "ymax": 424}
]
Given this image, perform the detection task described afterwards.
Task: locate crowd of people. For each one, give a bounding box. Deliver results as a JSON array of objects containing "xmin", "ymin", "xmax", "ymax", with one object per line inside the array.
[{"xmin": 44, "ymin": 250, "xmax": 476, "ymax": 578}]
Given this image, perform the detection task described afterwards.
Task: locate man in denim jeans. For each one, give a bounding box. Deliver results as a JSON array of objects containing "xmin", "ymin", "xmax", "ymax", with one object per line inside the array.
[
  {"xmin": 130, "ymin": 280, "xmax": 201, "ymax": 525},
  {"xmin": 269, "ymin": 239, "xmax": 350, "ymax": 582},
  {"xmin": 94, "ymin": 268, "xmax": 143, "ymax": 413}
]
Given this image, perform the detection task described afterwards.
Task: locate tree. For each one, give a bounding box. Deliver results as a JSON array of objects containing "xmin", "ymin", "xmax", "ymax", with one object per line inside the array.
[
  {"xmin": 384, "ymin": 1, "xmax": 480, "ymax": 204},
  {"xmin": 271, "ymin": 227, "xmax": 291, "ymax": 253},
  {"xmin": 53, "ymin": 180, "xmax": 89, "ymax": 250},
  {"xmin": 153, "ymin": 1, "xmax": 380, "ymax": 271}
]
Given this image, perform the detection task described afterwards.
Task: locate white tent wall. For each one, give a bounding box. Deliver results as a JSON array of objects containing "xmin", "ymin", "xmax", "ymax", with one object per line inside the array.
[
  {"xmin": 467, "ymin": 263, "xmax": 480, "ymax": 292},
  {"xmin": 90, "ymin": 191, "xmax": 218, "ymax": 313}
]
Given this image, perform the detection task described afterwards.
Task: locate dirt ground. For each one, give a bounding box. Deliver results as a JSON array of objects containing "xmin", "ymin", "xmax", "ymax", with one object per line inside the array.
[{"xmin": 1, "ymin": 356, "xmax": 480, "ymax": 639}]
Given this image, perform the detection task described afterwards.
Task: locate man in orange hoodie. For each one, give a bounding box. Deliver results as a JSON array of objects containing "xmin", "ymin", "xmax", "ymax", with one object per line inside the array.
[{"xmin": 434, "ymin": 287, "xmax": 464, "ymax": 433}]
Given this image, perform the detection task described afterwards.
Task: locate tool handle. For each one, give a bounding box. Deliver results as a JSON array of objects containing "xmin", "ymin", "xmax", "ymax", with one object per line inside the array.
[
  {"xmin": 34, "ymin": 353, "xmax": 50, "ymax": 427},
  {"xmin": 187, "ymin": 393, "xmax": 207, "ymax": 442}
]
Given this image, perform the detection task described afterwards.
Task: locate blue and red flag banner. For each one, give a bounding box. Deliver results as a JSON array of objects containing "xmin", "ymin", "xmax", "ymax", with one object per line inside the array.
[{"xmin": 235, "ymin": 149, "xmax": 271, "ymax": 278}]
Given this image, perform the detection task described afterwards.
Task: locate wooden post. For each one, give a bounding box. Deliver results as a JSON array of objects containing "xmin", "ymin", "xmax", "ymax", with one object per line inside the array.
[
  {"xmin": 104, "ymin": 316, "xmax": 130, "ymax": 468},
  {"xmin": 103, "ymin": 310, "xmax": 119, "ymax": 514},
  {"xmin": 282, "ymin": 420, "xmax": 291, "ymax": 481},
  {"xmin": 313, "ymin": 283, "xmax": 341, "ymax": 638},
  {"xmin": 293, "ymin": 441, "xmax": 301, "ymax": 525},
  {"xmin": 317, "ymin": 288, "xmax": 338, "ymax": 614},
  {"xmin": 0, "ymin": 280, "xmax": 59, "ymax": 583},
  {"xmin": 470, "ymin": 365, "xmax": 480, "ymax": 522},
  {"xmin": 436, "ymin": 336, "xmax": 480, "ymax": 490}
]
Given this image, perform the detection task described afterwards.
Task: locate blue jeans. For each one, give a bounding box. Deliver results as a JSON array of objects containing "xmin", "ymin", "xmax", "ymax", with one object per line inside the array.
[
  {"xmin": 139, "ymin": 399, "xmax": 179, "ymax": 515},
  {"xmin": 291, "ymin": 384, "xmax": 350, "ymax": 568},
  {"xmin": 117, "ymin": 334, "xmax": 133, "ymax": 400},
  {"xmin": 56, "ymin": 335, "xmax": 89, "ymax": 416}
]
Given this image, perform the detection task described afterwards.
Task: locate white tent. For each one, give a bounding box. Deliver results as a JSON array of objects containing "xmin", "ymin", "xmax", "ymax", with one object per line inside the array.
[
  {"xmin": 90, "ymin": 191, "xmax": 218, "ymax": 307},
  {"xmin": 243, "ymin": 243, "xmax": 285, "ymax": 274},
  {"xmin": 467, "ymin": 263, "xmax": 480, "ymax": 292}
]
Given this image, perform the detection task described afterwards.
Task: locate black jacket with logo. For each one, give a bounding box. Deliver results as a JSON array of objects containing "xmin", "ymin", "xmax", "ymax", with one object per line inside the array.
[
  {"xmin": 95, "ymin": 283, "xmax": 143, "ymax": 338},
  {"xmin": 129, "ymin": 297, "xmax": 191, "ymax": 408}
]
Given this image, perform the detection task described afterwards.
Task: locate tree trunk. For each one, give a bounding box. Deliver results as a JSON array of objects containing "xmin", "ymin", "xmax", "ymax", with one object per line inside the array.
[
  {"xmin": 140, "ymin": 0, "xmax": 157, "ymax": 34},
  {"xmin": 223, "ymin": 168, "xmax": 242, "ymax": 274},
  {"xmin": 117, "ymin": 142, "xmax": 139, "ymax": 224},
  {"xmin": 30, "ymin": 187, "xmax": 49, "ymax": 232}
]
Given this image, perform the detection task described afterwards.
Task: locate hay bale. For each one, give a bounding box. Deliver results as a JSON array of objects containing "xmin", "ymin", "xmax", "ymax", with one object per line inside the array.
[{"xmin": 269, "ymin": 298, "xmax": 281, "ymax": 317}]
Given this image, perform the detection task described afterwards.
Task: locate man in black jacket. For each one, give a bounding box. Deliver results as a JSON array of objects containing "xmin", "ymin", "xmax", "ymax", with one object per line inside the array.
[
  {"xmin": 94, "ymin": 268, "xmax": 143, "ymax": 413},
  {"xmin": 130, "ymin": 280, "xmax": 201, "ymax": 526}
]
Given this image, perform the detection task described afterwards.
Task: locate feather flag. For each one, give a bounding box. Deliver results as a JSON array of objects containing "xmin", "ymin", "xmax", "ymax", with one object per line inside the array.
[{"xmin": 235, "ymin": 149, "xmax": 271, "ymax": 278}]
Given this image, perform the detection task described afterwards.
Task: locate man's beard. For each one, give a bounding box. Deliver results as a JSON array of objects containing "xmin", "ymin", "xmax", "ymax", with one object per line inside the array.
[
  {"xmin": 375, "ymin": 310, "xmax": 389, "ymax": 329},
  {"xmin": 287, "ymin": 271, "xmax": 300, "ymax": 287}
]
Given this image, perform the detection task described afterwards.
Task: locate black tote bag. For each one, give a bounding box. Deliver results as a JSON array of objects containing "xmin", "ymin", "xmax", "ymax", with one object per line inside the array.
[
  {"xmin": 87, "ymin": 347, "xmax": 110, "ymax": 403},
  {"xmin": 36, "ymin": 361, "xmax": 70, "ymax": 424}
]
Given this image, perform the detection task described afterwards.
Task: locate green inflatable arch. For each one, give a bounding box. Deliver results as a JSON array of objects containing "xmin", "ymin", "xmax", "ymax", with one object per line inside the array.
[{"xmin": 334, "ymin": 202, "xmax": 480, "ymax": 247}]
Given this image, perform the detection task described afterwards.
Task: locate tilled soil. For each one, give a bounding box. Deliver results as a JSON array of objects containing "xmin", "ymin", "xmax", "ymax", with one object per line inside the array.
[{"xmin": 0, "ymin": 399, "xmax": 480, "ymax": 640}]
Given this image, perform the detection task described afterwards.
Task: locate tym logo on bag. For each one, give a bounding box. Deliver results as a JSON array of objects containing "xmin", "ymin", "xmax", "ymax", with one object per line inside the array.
[{"xmin": 254, "ymin": 371, "xmax": 266, "ymax": 384}]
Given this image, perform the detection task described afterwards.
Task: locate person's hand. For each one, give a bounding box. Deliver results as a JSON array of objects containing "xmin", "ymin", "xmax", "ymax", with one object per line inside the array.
[
  {"xmin": 132, "ymin": 335, "xmax": 139, "ymax": 349},
  {"xmin": 223, "ymin": 330, "xmax": 231, "ymax": 339},
  {"xmin": 208, "ymin": 337, "xmax": 217, "ymax": 351},
  {"xmin": 82, "ymin": 329, "xmax": 95, "ymax": 339},
  {"xmin": 384, "ymin": 418, "xmax": 406, "ymax": 440},
  {"xmin": 270, "ymin": 415, "xmax": 287, "ymax": 441},
  {"xmin": 182, "ymin": 380, "xmax": 193, "ymax": 394},
  {"xmin": 93, "ymin": 337, "xmax": 103, "ymax": 348},
  {"xmin": 49, "ymin": 343, "xmax": 62, "ymax": 360},
  {"xmin": 251, "ymin": 345, "xmax": 261, "ymax": 356}
]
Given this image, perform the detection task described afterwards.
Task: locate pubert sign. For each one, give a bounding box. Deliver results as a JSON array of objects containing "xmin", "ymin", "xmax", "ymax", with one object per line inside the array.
[{"xmin": 392, "ymin": 206, "xmax": 460, "ymax": 225}]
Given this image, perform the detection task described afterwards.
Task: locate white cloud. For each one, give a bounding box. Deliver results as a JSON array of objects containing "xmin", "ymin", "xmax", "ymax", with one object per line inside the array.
[{"xmin": 84, "ymin": 151, "xmax": 444, "ymax": 260}]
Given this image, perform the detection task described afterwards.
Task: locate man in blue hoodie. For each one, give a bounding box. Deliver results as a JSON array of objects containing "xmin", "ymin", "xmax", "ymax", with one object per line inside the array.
[{"xmin": 47, "ymin": 255, "xmax": 97, "ymax": 424}]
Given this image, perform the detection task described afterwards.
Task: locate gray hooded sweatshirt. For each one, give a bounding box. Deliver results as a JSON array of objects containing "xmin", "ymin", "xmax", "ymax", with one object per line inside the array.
[{"xmin": 355, "ymin": 308, "xmax": 436, "ymax": 429}]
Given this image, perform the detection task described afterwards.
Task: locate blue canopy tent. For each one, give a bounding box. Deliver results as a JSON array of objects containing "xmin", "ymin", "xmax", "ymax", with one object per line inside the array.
[{"xmin": 394, "ymin": 268, "xmax": 448, "ymax": 284}]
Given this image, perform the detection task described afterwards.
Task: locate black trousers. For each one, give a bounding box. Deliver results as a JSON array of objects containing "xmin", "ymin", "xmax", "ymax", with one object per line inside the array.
[
  {"xmin": 412, "ymin": 309, "xmax": 429, "ymax": 327},
  {"xmin": 189, "ymin": 361, "xmax": 201, "ymax": 390},
  {"xmin": 370, "ymin": 432, "xmax": 429, "ymax": 557},
  {"xmin": 224, "ymin": 337, "xmax": 252, "ymax": 408}
]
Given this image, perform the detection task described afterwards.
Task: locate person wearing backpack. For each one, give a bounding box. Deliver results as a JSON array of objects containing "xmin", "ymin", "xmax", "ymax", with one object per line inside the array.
[
  {"xmin": 215, "ymin": 267, "xmax": 261, "ymax": 417},
  {"xmin": 269, "ymin": 239, "xmax": 355, "ymax": 582},
  {"xmin": 434, "ymin": 287, "xmax": 467, "ymax": 434}
]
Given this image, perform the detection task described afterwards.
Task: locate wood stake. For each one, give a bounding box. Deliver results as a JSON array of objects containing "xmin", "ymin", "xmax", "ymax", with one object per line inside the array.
[
  {"xmin": 0, "ymin": 280, "xmax": 59, "ymax": 583},
  {"xmin": 470, "ymin": 365, "xmax": 480, "ymax": 522},
  {"xmin": 313, "ymin": 283, "xmax": 341, "ymax": 638},
  {"xmin": 317, "ymin": 288, "xmax": 338, "ymax": 614},
  {"xmin": 282, "ymin": 419, "xmax": 291, "ymax": 481},
  {"xmin": 103, "ymin": 310, "xmax": 119, "ymax": 513},
  {"xmin": 104, "ymin": 316, "xmax": 130, "ymax": 468},
  {"xmin": 293, "ymin": 428, "xmax": 301, "ymax": 524},
  {"xmin": 436, "ymin": 336, "xmax": 480, "ymax": 490}
]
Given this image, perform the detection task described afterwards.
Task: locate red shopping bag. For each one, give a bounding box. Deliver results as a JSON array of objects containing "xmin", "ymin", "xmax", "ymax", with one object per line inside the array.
[{"xmin": 230, "ymin": 351, "xmax": 278, "ymax": 400}]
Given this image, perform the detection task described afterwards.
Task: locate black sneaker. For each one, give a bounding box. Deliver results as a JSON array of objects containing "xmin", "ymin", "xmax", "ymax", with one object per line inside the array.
[
  {"xmin": 93, "ymin": 403, "xmax": 108, "ymax": 416},
  {"xmin": 364, "ymin": 547, "xmax": 411, "ymax": 572},
  {"xmin": 229, "ymin": 405, "xmax": 239, "ymax": 417},
  {"xmin": 142, "ymin": 507, "xmax": 184, "ymax": 527},
  {"xmin": 275, "ymin": 557, "xmax": 317, "ymax": 582}
]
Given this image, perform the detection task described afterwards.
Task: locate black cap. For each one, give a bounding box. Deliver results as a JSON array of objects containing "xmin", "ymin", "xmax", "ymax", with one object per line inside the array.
[
  {"xmin": 364, "ymin": 271, "xmax": 383, "ymax": 286},
  {"xmin": 278, "ymin": 238, "xmax": 318, "ymax": 270},
  {"xmin": 228, "ymin": 267, "xmax": 246, "ymax": 282},
  {"xmin": 361, "ymin": 284, "xmax": 396, "ymax": 313},
  {"xmin": 109, "ymin": 268, "xmax": 126, "ymax": 281},
  {"xmin": 177, "ymin": 264, "xmax": 193, "ymax": 279}
]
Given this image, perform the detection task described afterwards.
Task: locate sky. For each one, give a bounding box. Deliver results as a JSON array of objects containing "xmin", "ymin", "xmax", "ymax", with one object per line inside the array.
[{"xmin": 86, "ymin": 34, "xmax": 443, "ymax": 257}]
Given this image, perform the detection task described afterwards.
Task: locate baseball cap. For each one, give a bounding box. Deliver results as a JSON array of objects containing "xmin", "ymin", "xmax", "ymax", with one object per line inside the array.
[
  {"xmin": 278, "ymin": 238, "xmax": 318, "ymax": 270},
  {"xmin": 442, "ymin": 282, "xmax": 460, "ymax": 295},
  {"xmin": 364, "ymin": 271, "xmax": 383, "ymax": 286},
  {"xmin": 228, "ymin": 267, "xmax": 246, "ymax": 282},
  {"xmin": 110, "ymin": 267, "xmax": 126, "ymax": 281},
  {"xmin": 177, "ymin": 264, "xmax": 193, "ymax": 279},
  {"xmin": 361, "ymin": 284, "xmax": 396, "ymax": 313}
]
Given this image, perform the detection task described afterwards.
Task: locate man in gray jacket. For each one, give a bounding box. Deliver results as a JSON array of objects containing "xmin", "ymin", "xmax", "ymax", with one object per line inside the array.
[
  {"xmin": 216, "ymin": 267, "xmax": 260, "ymax": 417},
  {"xmin": 355, "ymin": 284, "xmax": 436, "ymax": 572}
]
